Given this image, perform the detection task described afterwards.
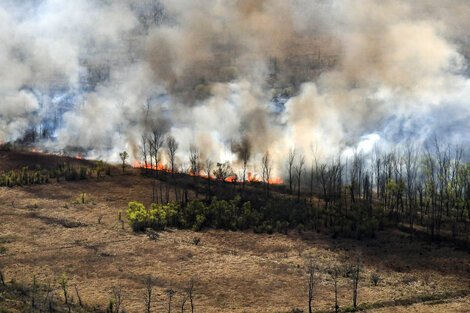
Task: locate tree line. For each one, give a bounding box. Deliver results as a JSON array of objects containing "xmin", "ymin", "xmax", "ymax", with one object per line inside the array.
[{"xmin": 135, "ymin": 133, "xmax": 470, "ymax": 243}]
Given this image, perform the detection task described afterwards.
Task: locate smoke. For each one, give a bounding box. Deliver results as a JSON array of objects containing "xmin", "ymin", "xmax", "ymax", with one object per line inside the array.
[{"xmin": 1, "ymin": 0, "xmax": 470, "ymax": 176}]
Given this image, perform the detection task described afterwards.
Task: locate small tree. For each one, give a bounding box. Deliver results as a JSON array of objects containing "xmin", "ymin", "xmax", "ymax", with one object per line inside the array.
[
  {"xmin": 165, "ymin": 289, "xmax": 176, "ymax": 313},
  {"xmin": 329, "ymin": 265, "xmax": 339, "ymax": 313},
  {"xmin": 144, "ymin": 274, "xmax": 153, "ymax": 313},
  {"xmin": 180, "ymin": 291, "xmax": 188, "ymax": 313},
  {"xmin": 288, "ymin": 148, "xmax": 296, "ymax": 194},
  {"xmin": 59, "ymin": 273, "xmax": 69, "ymax": 305},
  {"xmin": 151, "ymin": 128, "xmax": 165, "ymax": 177},
  {"xmin": 205, "ymin": 159, "xmax": 213, "ymax": 199},
  {"xmin": 352, "ymin": 252, "xmax": 361, "ymax": 309},
  {"xmin": 189, "ymin": 145, "xmax": 201, "ymax": 197},
  {"xmin": 185, "ymin": 277, "xmax": 196, "ymax": 313},
  {"xmin": 31, "ymin": 274, "xmax": 38, "ymax": 308},
  {"xmin": 120, "ymin": 151, "xmax": 129, "ymax": 173},
  {"xmin": 307, "ymin": 259, "xmax": 316, "ymax": 313},
  {"xmin": 262, "ymin": 152, "xmax": 273, "ymax": 197},
  {"xmin": 295, "ymin": 154, "xmax": 305, "ymax": 201},
  {"xmin": 166, "ymin": 136, "xmax": 178, "ymax": 176},
  {"xmin": 112, "ymin": 284, "xmax": 123, "ymax": 313},
  {"xmin": 75, "ymin": 285, "xmax": 83, "ymax": 307}
]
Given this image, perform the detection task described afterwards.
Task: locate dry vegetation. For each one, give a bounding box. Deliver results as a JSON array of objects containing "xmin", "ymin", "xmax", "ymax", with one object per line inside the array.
[{"xmin": 0, "ymin": 151, "xmax": 469, "ymax": 313}]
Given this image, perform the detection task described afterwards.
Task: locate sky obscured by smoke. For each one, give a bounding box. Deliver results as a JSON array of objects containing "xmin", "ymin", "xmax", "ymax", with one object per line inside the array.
[{"xmin": 1, "ymin": 0, "xmax": 470, "ymax": 176}]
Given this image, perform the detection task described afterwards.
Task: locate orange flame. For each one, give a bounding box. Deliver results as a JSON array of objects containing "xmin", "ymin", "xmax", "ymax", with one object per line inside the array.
[
  {"xmin": 134, "ymin": 161, "xmax": 283, "ymax": 184},
  {"xmin": 269, "ymin": 177, "xmax": 283, "ymax": 184}
]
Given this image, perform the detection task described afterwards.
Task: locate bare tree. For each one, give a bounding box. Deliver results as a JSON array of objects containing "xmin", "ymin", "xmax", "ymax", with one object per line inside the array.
[
  {"xmin": 295, "ymin": 154, "xmax": 305, "ymax": 201},
  {"xmin": 351, "ymin": 251, "xmax": 361, "ymax": 309},
  {"xmin": 205, "ymin": 159, "xmax": 213, "ymax": 199},
  {"xmin": 189, "ymin": 145, "xmax": 200, "ymax": 175},
  {"xmin": 189, "ymin": 145, "xmax": 201, "ymax": 198},
  {"xmin": 151, "ymin": 128, "xmax": 165, "ymax": 177},
  {"xmin": 144, "ymin": 274, "xmax": 153, "ymax": 313},
  {"xmin": 31, "ymin": 274, "xmax": 38, "ymax": 308},
  {"xmin": 112, "ymin": 284, "xmax": 123, "ymax": 313},
  {"xmin": 404, "ymin": 143, "xmax": 418, "ymax": 238},
  {"xmin": 75, "ymin": 285, "xmax": 83, "ymax": 308},
  {"xmin": 166, "ymin": 135, "xmax": 178, "ymax": 176},
  {"xmin": 330, "ymin": 265, "xmax": 339, "ymax": 313},
  {"xmin": 236, "ymin": 139, "xmax": 251, "ymax": 198},
  {"xmin": 180, "ymin": 291, "xmax": 188, "ymax": 313},
  {"xmin": 288, "ymin": 149, "xmax": 296, "ymax": 194},
  {"xmin": 142, "ymin": 135, "xmax": 149, "ymax": 170},
  {"xmin": 307, "ymin": 259, "xmax": 316, "ymax": 313},
  {"xmin": 185, "ymin": 277, "xmax": 196, "ymax": 313},
  {"xmin": 262, "ymin": 152, "xmax": 273, "ymax": 197},
  {"xmin": 166, "ymin": 289, "xmax": 176, "ymax": 313},
  {"xmin": 148, "ymin": 137, "xmax": 154, "ymax": 171}
]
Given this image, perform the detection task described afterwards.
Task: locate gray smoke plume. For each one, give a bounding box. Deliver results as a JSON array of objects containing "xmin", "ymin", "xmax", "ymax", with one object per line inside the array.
[{"xmin": 1, "ymin": 0, "xmax": 470, "ymax": 176}]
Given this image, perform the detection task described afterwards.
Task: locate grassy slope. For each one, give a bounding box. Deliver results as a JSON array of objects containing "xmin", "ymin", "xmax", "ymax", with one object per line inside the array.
[{"xmin": 0, "ymin": 151, "xmax": 469, "ymax": 312}]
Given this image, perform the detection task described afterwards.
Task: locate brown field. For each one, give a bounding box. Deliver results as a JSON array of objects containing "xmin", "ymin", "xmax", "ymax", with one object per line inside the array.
[{"xmin": 0, "ymin": 152, "xmax": 470, "ymax": 312}]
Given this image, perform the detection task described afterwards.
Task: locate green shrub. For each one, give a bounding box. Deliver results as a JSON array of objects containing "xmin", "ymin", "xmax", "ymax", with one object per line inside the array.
[{"xmin": 126, "ymin": 202, "xmax": 149, "ymax": 232}]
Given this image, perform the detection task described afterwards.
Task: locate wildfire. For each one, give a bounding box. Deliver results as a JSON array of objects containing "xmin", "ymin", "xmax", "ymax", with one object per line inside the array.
[
  {"xmin": 268, "ymin": 177, "xmax": 283, "ymax": 184},
  {"xmin": 133, "ymin": 161, "xmax": 172, "ymax": 172},
  {"xmin": 134, "ymin": 161, "xmax": 283, "ymax": 184},
  {"xmin": 31, "ymin": 148, "xmax": 84, "ymax": 160}
]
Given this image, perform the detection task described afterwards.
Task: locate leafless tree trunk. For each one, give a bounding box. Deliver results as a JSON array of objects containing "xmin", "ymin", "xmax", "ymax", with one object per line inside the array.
[
  {"xmin": 151, "ymin": 128, "xmax": 165, "ymax": 177},
  {"xmin": 166, "ymin": 135, "xmax": 178, "ymax": 176},
  {"xmin": 185, "ymin": 278, "xmax": 196, "ymax": 313},
  {"xmin": 142, "ymin": 135, "xmax": 148, "ymax": 170},
  {"xmin": 180, "ymin": 292, "xmax": 188, "ymax": 313},
  {"xmin": 145, "ymin": 274, "xmax": 153, "ymax": 313},
  {"xmin": 295, "ymin": 154, "xmax": 305, "ymax": 201},
  {"xmin": 331, "ymin": 265, "xmax": 339, "ymax": 313},
  {"xmin": 205, "ymin": 159, "xmax": 213, "ymax": 199},
  {"xmin": 75, "ymin": 286, "xmax": 83, "ymax": 308},
  {"xmin": 189, "ymin": 145, "xmax": 201, "ymax": 198},
  {"xmin": 288, "ymin": 149, "xmax": 296, "ymax": 195},
  {"xmin": 166, "ymin": 289, "xmax": 176, "ymax": 313},
  {"xmin": 404, "ymin": 143, "xmax": 418, "ymax": 239},
  {"xmin": 262, "ymin": 152, "xmax": 273, "ymax": 198},
  {"xmin": 307, "ymin": 259, "xmax": 316, "ymax": 313},
  {"xmin": 148, "ymin": 138, "xmax": 154, "ymax": 171},
  {"xmin": 352, "ymin": 251, "xmax": 361, "ymax": 309},
  {"xmin": 112, "ymin": 284, "xmax": 123, "ymax": 313},
  {"xmin": 238, "ymin": 141, "xmax": 251, "ymax": 198}
]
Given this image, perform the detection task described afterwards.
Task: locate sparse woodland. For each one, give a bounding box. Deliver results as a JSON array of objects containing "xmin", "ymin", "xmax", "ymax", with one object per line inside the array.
[
  {"xmin": 1, "ymin": 140, "xmax": 470, "ymax": 313},
  {"xmin": 131, "ymin": 135, "xmax": 470, "ymax": 246}
]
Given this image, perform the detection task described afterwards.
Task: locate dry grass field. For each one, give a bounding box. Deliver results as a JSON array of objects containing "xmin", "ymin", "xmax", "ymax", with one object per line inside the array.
[{"xmin": 0, "ymin": 152, "xmax": 469, "ymax": 312}]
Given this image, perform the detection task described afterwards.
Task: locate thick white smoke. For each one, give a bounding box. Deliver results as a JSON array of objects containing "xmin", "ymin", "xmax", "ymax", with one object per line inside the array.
[{"xmin": 1, "ymin": 0, "xmax": 470, "ymax": 177}]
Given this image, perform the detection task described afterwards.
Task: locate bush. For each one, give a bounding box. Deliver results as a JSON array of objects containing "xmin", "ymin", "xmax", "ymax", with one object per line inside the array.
[
  {"xmin": 370, "ymin": 272, "xmax": 380, "ymax": 286},
  {"xmin": 126, "ymin": 201, "xmax": 180, "ymax": 232},
  {"xmin": 126, "ymin": 202, "xmax": 149, "ymax": 232}
]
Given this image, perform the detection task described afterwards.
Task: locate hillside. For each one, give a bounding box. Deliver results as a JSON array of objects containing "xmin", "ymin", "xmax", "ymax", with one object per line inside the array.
[{"xmin": 0, "ymin": 150, "xmax": 469, "ymax": 313}]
